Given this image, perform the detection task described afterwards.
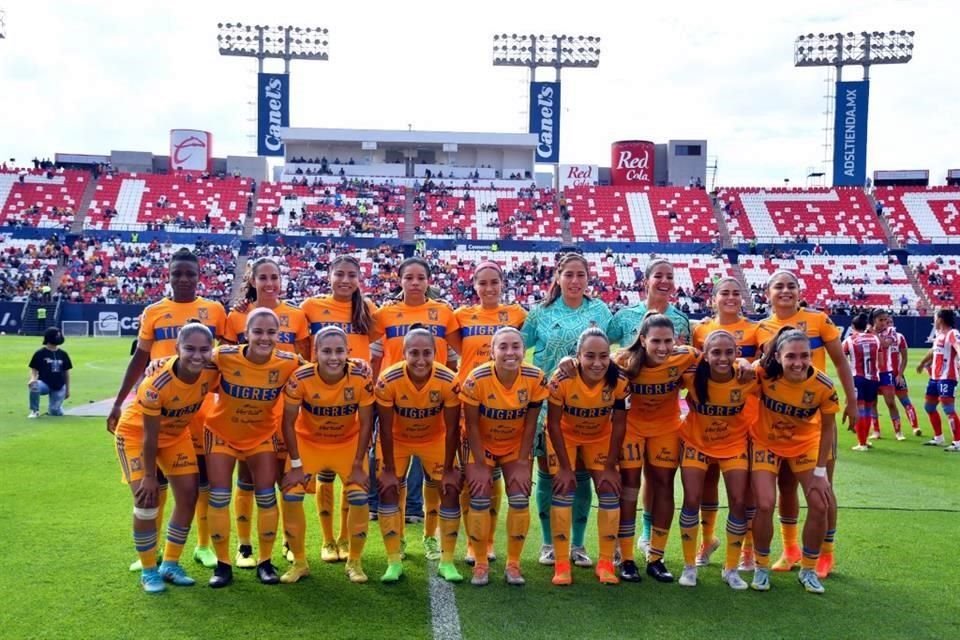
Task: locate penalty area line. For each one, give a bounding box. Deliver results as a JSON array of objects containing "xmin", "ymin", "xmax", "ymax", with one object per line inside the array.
[{"xmin": 428, "ymin": 560, "xmax": 463, "ymax": 640}]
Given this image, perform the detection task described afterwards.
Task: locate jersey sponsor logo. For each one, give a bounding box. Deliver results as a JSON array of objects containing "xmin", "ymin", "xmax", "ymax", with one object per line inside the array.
[
  {"xmin": 429, "ymin": 390, "xmax": 441, "ymax": 404},
  {"xmin": 173, "ymin": 453, "xmax": 193, "ymax": 469},
  {"xmin": 302, "ymin": 401, "xmax": 358, "ymax": 418},
  {"xmin": 344, "ymin": 387, "xmax": 355, "ymax": 402},
  {"xmin": 631, "ymin": 380, "xmax": 680, "ymax": 395},
  {"xmin": 145, "ymin": 388, "xmax": 160, "ymax": 402},
  {"xmin": 762, "ymin": 394, "xmax": 818, "ymax": 419},
  {"xmin": 518, "ymin": 389, "xmax": 529, "ymax": 404},
  {"xmin": 563, "ymin": 404, "xmax": 613, "ymax": 418},
  {"xmin": 689, "ymin": 402, "xmax": 744, "ymax": 417},
  {"xmin": 479, "ymin": 405, "xmax": 527, "ymax": 420},
  {"xmin": 269, "ymin": 370, "xmax": 280, "ymax": 384},
  {"xmin": 395, "ymin": 405, "xmax": 443, "ymax": 419},
  {"xmin": 220, "ymin": 380, "xmax": 282, "ymax": 402},
  {"xmin": 460, "ymin": 325, "xmax": 500, "ymax": 338}
]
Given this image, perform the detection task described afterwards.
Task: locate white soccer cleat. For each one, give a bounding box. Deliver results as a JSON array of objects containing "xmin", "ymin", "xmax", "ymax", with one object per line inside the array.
[
  {"xmin": 722, "ymin": 568, "xmax": 749, "ymax": 591},
  {"xmin": 678, "ymin": 565, "xmax": 698, "ymax": 587},
  {"xmin": 538, "ymin": 544, "xmax": 555, "ymax": 566},
  {"xmin": 895, "ymin": 432, "xmax": 907, "ymax": 441}
]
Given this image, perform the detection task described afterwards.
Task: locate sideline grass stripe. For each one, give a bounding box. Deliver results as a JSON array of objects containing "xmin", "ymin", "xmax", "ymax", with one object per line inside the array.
[{"xmin": 428, "ymin": 560, "xmax": 463, "ymax": 640}]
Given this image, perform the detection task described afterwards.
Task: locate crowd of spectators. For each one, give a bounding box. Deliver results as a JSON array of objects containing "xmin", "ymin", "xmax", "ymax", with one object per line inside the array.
[{"xmin": 0, "ymin": 237, "xmax": 64, "ymax": 301}]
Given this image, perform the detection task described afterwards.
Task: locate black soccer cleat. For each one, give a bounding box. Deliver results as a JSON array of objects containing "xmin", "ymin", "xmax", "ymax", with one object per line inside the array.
[
  {"xmin": 208, "ymin": 562, "xmax": 233, "ymax": 589},
  {"xmin": 646, "ymin": 560, "xmax": 674, "ymax": 583},
  {"xmin": 619, "ymin": 560, "xmax": 642, "ymax": 583},
  {"xmin": 257, "ymin": 560, "xmax": 280, "ymax": 585}
]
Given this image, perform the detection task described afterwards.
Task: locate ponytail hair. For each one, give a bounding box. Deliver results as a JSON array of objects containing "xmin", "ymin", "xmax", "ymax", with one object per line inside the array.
[
  {"xmin": 245, "ymin": 257, "xmax": 280, "ymax": 303},
  {"xmin": 759, "ymin": 327, "xmax": 808, "ymax": 380},
  {"xmin": 575, "ymin": 327, "xmax": 621, "ymax": 390},
  {"xmin": 693, "ymin": 330, "xmax": 737, "ymax": 404},
  {"xmin": 617, "ymin": 313, "xmax": 676, "ymax": 378},
  {"xmin": 177, "ymin": 320, "xmax": 213, "ymax": 346},
  {"xmin": 329, "ymin": 255, "xmax": 372, "ymax": 335},
  {"xmin": 544, "ymin": 253, "xmax": 591, "ymax": 308},
  {"xmin": 851, "ymin": 312, "xmax": 869, "ymax": 332},
  {"xmin": 403, "ymin": 322, "xmax": 436, "ymax": 348},
  {"xmin": 314, "ymin": 324, "xmax": 349, "ymax": 351}
]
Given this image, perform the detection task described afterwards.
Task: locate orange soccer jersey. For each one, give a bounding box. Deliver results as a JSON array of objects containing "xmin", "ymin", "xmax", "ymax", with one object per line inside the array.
[
  {"xmin": 453, "ymin": 304, "xmax": 527, "ymax": 381},
  {"xmin": 680, "ymin": 371, "xmax": 758, "ymax": 459},
  {"xmin": 547, "ymin": 369, "xmax": 631, "ymax": 444},
  {"xmin": 752, "ymin": 367, "xmax": 840, "ymax": 458},
  {"xmin": 459, "ymin": 361, "xmax": 548, "ymax": 455},
  {"xmin": 374, "ymin": 361, "xmax": 460, "ymax": 444},
  {"xmin": 283, "ymin": 360, "xmax": 376, "ymax": 445},
  {"xmin": 756, "ymin": 309, "xmax": 840, "ymax": 372},
  {"xmin": 693, "ymin": 317, "xmax": 760, "ymax": 362},
  {"xmin": 301, "ymin": 295, "xmax": 379, "ymax": 360},
  {"xmin": 225, "ymin": 301, "xmax": 310, "ymax": 354},
  {"xmin": 618, "ymin": 346, "xmax": 700, "ymax": 438},
  {"xmin": 138, "ymin": 297, "xmax": 227, "ymax": 359},
  {"xmin": 115, "ymin": 357, "xmax": 219, "ymax": 447},
  {"xmin": 205, "ymin": 345, "xmax": 302, "ymax": 450},
  {"xmin": 371, "ymin": 300, "xmax": 459, "ymax": 370}
]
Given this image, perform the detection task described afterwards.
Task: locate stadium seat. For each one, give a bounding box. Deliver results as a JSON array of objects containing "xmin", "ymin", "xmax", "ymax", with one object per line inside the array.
[{"xmin": 875, "ymin": 186, "xmax": 960, "ymax": 245}]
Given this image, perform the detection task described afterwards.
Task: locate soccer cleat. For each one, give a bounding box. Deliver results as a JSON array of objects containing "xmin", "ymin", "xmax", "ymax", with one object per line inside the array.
[
  {"xmin": 637, "ymin": 536, "xmax": 650, "ymax": 555},
  {"xmin": 798, "ymin": 568, "xmax": 826, "ymax": 594},
  {"xmin": 869, "ymin": 431, "xmax": 881, "ymax": 440},
  {"xmin": 321, "ymin": 542, "xmax": 340, "ymax": 563},
  {"xmin": 944, "ymin": 442, "xmax": 960, "ymax": 452},
  {"xmin": 504, "ymin": 562, "xmax": 525, "ymax": 586},
  {"xmin": 158, "ymin": 561, "xmax": 195, "ymax": 586},
  {"xmin": 464, "ymin": 547, "xmax": 476, "ymax": 566},
  {"xmin": 140, "ymin": 569, "xmax": 166, "ymax": 594},
  {"xmin": 405, "ymin": 514, "xmax": 424, "ymax": 524},
  {"xmin": 129, "ymin": 559, "xmax": 143, "ymax": 572},
  {"xmin": 595, "ymin": 560, "xmax": 620, "ymax": 585},
  {"xmin": 552, "ymin": 561, "xmax": 572, "ymax": 586},
  {"xmin": 913, "ymin": 428, "xmax": 923, "ymax": 437},
  {"xmin": 816, "ymin": 552, "xmax": 834, "ymax": 579},
  {"xmin": 438, "ymin": 561, "xmax": 464, "ymax": 583},
  {"xmin": 924, "ymin": 437, "xmax": 945, "ymax": 447},
  {"xmin": 695, "ymin": 538, "xmax": 721, "ymax": 567},
  {"xmin": 470, "ymin": 564, "xmax": 489, "ymax": 586},
  {"xmin": 236, "ymin": 544, "xmax": 256, "ymax": 569},
  {"xmin": 772, "ymin": 546, "xmax": 802, "ymax": 572},
  {"xmin": 619, "ymin": 560, "xmax": 642, "ymax": 583},
  {"xmin": 751, "ymin": 567, "xmax": 771, "ymax": 592},
  {"xmin": 678, "ymin": 565, "xmax": 698, "ymax": 587},
  {"xmin": 570, "ymin": 545, "xmax": 593, "ymax": 568},
  {"xmin": 257, "ymin": 560, "xmax": 280, "ymax": 585},
  {"xmin": 280, "ymin": 562, "xmax": 310, "ymax": 584},
  {"xmin": 722, "ymin": 568, "xmax": 749, "ymax": 591},
  {"xmin": 208, "ymin": 562, "xmax": 233, "ymax": 589},
  {"xmin": 738, "ymin": 549, "xmax": 756, "ymax": 572},
  {"xmin": 380, "ymin": 561, "xmax": 404, "ymax": 583},
  {"xmin": 895, "ymin": 432, "xmax": 907, "ymax": 442},
  {"xmin": 646, "ymin": 560, "xmax": 674, "ymax": 583},
  {"xmin": 400, "ymin": 537, "xmax": 407, "ymax": 560},
  {"xmin": 612, "ymin": 544, "xmax": 622, "ymax": 567},
  {"xmin": 851, "ymin": 444, "xmax": 870, "ymax": 452},
  {"xmin": 193, "ymin": 546, "xmax": 218, "ymax": 569},
  {"xmin": 345, "ymin": 559, "xmax": 368, "ymax": 584},
  {"xmin": 337, "ymin": 540, "xmax": 350, "ymax": 561},
  {"xmin": 423, "ymin": 536, "xmax": 441, "ymax": 561},
  {"xmin": 27, "ymin": 411, "xmax": 40, "ymax": 419},
  {"xmin": 283, "ymin": 542, "xmax": 294, "ymax": 563},
  {"xmin": 538, "ymin": 543, "xmax": 555, "ymax": 566}
]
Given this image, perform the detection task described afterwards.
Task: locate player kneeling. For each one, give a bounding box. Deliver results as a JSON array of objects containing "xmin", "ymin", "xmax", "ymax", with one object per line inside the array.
[
  {"xmin": 279, "ymin": 327, "xmax": 376, "ymax": 584},
  {"xmin": 460, "ymin": 327, "xmax": 548, "ymax": 586},
  {"xmin": 114, "ymin": 323, "xmax": 219, "ymax": 594}
]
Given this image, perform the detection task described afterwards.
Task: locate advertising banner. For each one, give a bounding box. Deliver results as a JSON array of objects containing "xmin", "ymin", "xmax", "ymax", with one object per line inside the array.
[
  {"xmin": 833, "ymin": 80, "xmax": 870, "ymax": 187},
  {"xmin": 610, "ymin": 140, "xmax": 655, "ymax": 185},
  {"xmin": 258, "ymin": 72, "xmax": 289, "ymax": 156},
  {"xmin": 169, "ymin": 130, "xmax": 212, "ymax": 172},
  {"xmin": 529, "ymin": 81, "xmax": 560, "ymax": 163},
  {"xmin": 559, "ymin": 164, "xmax": 599, "ymax": 189}
]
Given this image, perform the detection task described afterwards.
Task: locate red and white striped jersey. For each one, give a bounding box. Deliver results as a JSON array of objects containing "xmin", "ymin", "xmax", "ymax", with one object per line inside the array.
[
  {"xmin": 843, "ymin": 332, "xmax": 881, "ymax": 381},
  {"xmin": 878, "ymin": 327, "xmax": 907, "ymax": 374},
  {"xmin": 931, "ymin": 329, "xmax": 960, "ymax": 381}
]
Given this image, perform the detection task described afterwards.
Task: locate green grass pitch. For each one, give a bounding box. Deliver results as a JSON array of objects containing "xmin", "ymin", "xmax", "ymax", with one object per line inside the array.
[{"xmin": 1, "ymin": 337, "xmax": 958, "ymax": 639}]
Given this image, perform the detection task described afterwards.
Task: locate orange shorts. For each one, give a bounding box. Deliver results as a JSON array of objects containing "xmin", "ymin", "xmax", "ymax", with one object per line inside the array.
[
  {"xmin": 204, "ymin": 428, "xmax": 277, "ymax": 461},
  {"xmin": 116, "ymin": 432, "xmax": 198, "ymax": 484},
  {"xmin": 680, "ymin": 441, "xmax": 749, "ymax": 473},
  {"xmin": 619, "ymin": 431, "xmax": 681, "ymax": 470},
  {"xmin": 376, "ymin": 436, "xmax": 446, "ymax": 480},
  {"xmin": 189, "ymin": 395, "xmax": 216, "ymax": 455},
  {"xmin": 546, "ymin": 438, "xmax": 611, "ymax": 474},
  {"xmin": 282, "ymin": 437, "xmax": 366, "ymax": 496},
  {"xmin": 750, "ymin": 441, "xmax": 820, "ymax": 475}
]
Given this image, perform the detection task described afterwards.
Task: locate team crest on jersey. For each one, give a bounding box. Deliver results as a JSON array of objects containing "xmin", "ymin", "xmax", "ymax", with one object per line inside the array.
[
  {"xmin": 201, "ymin": 383, "xmax": 209, "ymax": 396},
  {"xmin": 796, "ymin": 321, "xmax": 807, "ymax": 333},
  {"xmin": 602, "ymin": 388, "xmax": 612, "ymax": 402},
  {"xmin": 269, "ymin": 370, "xmax": 280, "ymax": 384},
  {"xmin": 280, "ymin": 315, "xmax": 290, "ymax": 327},
  {"xmin": 430, "ymin": 390, "xmax": 441, "ymax": 404},
  {"xmin": 518, "ymin": 389, "xmax": 529, "ymax": 403},
  {"xmin": 131, "ymin": 457, "xmax": 142, "ymax": 471},
  {"xmin": 198, "ymin": 308, "xmax": 209, "ymax": 321},
  {"xmin": 802, "ymin": 390, "xmax": 815, "ymax": 405},
  {"xmin": 428, "ymin": 308, "xmax": 439, "ymax": 321},
  {"xmin": 734, "ymin": 330, "xmax": 744, "ymax": 341},
  {"xmin": 730, "ymin": 389, "xmax": 742, "ymax": 403},
  {"xmin": 668, "ymin": 366, "xmax": 679, "ymax": 378},
  {"xmin": 345, "ymin": 387, "xmax": 355, "ymax": 402},
  {"xmin": 498, "ymin": 311, "xmax": 509, "ymax": 323}
]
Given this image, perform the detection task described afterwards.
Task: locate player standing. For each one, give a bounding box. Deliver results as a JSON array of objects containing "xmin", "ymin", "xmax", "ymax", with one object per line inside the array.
[
  {"xmin": 916, "ymin": 309, "xmax": 960, "ymax": 450},
  {"xmin": 843, "ymin": 313, "xmax": 882, "ymax": 451}
]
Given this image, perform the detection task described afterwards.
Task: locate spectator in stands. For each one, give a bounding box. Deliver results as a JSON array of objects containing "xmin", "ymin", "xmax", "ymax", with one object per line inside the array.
[{"xmin": 27, "ymin": 327, "xmax": 72, "ymax": 418}]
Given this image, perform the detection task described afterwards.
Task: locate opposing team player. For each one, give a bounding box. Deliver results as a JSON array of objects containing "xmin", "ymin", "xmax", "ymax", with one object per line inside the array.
[
  {"xmin": 843, "ymin": 313, "xmax": 882, "ymax": 451},
  {"xmin": 460, "ymin": 327, "xmax": 547, "ymax": 586},
  {"xmin": 870, "ymin": 309, "xmax": 919, "ymax": 439},
  {"xmin": 916, "ymin": 309, "xmax": 960, "ymax": 450}
]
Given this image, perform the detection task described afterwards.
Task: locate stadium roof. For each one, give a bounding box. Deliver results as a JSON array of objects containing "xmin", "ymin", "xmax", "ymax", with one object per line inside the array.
[{"xmin": 280, "ymin": 127, "xmax": 537, "ymax": 148}]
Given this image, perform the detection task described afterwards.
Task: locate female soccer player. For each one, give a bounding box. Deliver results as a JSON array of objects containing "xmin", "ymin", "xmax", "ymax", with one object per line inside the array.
[
  {"xmin": 756, "ymin": 270, "xmax": 855, "ymax": 578},
  {"xmin": 114, "ymin": 322, "xmax": 219, "ymax": 593},
  {"xmin": 374, "ymin": 326, "xmax": 462, "ymax": 583},
  {"xmin": 301, "ymin": 255, "xmax": 381, "ymax": 564},
  {"xmin": 690, "ymin": 277, "xmax": 759, "ymax": 570},
  {"xmin": 225, "ymin": 257, "xmax": 310, "ymax": 567},
  {"xmin": 278, "ymin": 326, "xmax": 376, "ymax": 584},
  {"xmin": 750, "ymin": 329, "xmax": 837, "ymax": 594},
  {"xmin": 204, "ymin": 308, "xmax": 303, "ymax": 588},
  {"xmin": 842, "ymin": 313, "xmax": 882, "ymax": 451},
  {"xmin": 546, "ymin": 328, "xmax": 629, "ymax": 586},
  {"xmin": 521, "ymin": 252, "xmax": 612, "ymax": 569},
  {"xmin": 454, "ymin": 261, "xmax": 527, "ymax": 566},
  {"xmin": 614, "ymin": 314, "xmax": 699, "ymax": 583},
  {"xmin": 870, "ymin": 309, "xmax": 918, "ymax": 439},
  {"xmin": 107, "ymin": 248, "xmax": 227, "ymax": 571},
  {"xmin": 916, "ymin": 309, "xmax": 960, "ymax": 450},
  {"xmin": 678, "ymin": 330, "xmax": 755, "ymax": 590},
  {"xmin": 460, "ymin": 327, "xmax": 547, "ymax": 586}
]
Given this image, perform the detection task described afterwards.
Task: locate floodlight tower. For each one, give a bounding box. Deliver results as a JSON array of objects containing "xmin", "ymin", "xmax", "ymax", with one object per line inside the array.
[
  {"xmin": 794, "ymin": 30, "xmax": 915, "ymax": 187},
  {"xmin": 492, "ymin": 34, "xmax": 601, "ymax": 185},
  {"xmin": 216, "ymin": 23, "xmax": 329, "ymax": 157}
]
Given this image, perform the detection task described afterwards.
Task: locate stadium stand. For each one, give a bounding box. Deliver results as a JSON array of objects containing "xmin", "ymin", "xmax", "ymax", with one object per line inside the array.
[
  {"xmin": 0, "ymin": 169, "xmax": 84, "ymax": 229},
  {"xmin": 0, "ymin": 236, "xmax": 62, "ymax": 301},
  {"xmin": 875, "ymin": 186, "xmax": 960, "ymax": 244},
  {"xmin": 908, "ymin": 255, "xmax": 959, "ymax": 307}
]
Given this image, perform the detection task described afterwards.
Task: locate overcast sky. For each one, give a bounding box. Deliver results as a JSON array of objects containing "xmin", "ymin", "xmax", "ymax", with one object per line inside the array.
[{"xmin": 1, "ymin": 0, "xmax": 955, "ymax": 186}]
